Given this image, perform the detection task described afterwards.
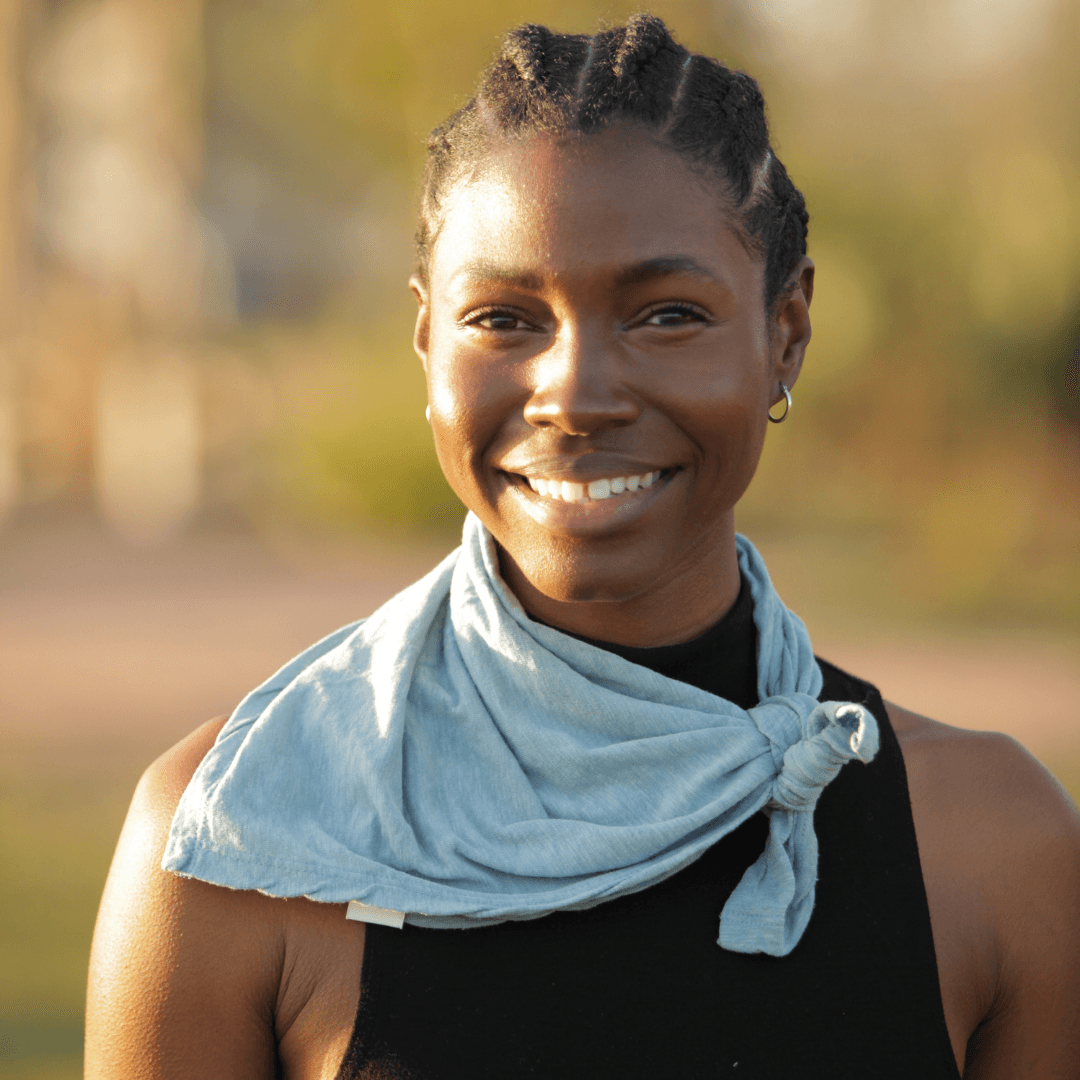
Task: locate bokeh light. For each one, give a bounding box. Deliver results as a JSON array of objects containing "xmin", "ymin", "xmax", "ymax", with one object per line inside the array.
[{"xmin": 0, "ymin": 2, "xmax": 1077, "ymax": 1074}]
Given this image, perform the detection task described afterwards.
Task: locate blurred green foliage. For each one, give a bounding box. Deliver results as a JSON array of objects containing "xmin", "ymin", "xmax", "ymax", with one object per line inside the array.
[
  {"xmin": 0, "ymin": 754, "xmax": 137, "ymax": 1079},
  {"xmin": 2, "ymin": 748, "xmax": 1077, "ymax": 1079},
  {"xmin": 204, "ymin": 0, "xmax": 1080, "ymax": 626},
  {"xmin": 6, "ymin": 8, "xmax": 1078, "ymax": 1075},
  {"xmin": 206, "ymin": 0, "xmax": 743, "ymax": 179},
  {"xmin": 240, "ymin": 318, "xmax": 464, "ymax": 536}
]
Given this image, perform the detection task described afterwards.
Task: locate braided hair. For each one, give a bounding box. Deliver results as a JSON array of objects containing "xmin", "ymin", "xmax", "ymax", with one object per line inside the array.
[{"xmin": 416, "ymin": 15, "xmax": 809, "ymax": 313}]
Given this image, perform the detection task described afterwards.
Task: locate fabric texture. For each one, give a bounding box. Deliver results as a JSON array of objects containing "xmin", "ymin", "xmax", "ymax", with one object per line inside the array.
[
  {"xmin": 336, "ymin": 662, "xmax": 960, "ymax": 1080},
  {"xmin": 163, "ymin": 512, "xmax": 878, "ymax": 956},
  {"xmin": 551, "ymin": 570, "xmax": 760, "ymax": 709}
]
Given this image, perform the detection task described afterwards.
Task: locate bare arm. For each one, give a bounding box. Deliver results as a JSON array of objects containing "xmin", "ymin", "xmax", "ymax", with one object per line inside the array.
[
  {"xmin": 85, "ymin": 717, "xmax": 285, "ymax": 1079},
  {"xmin": 962, "ymin": 740, "xmax": 1080, "ymax": 1079},
  {"xmin": 892, "ymin": 704, "xmax": 1080, "ymax": 1079}
]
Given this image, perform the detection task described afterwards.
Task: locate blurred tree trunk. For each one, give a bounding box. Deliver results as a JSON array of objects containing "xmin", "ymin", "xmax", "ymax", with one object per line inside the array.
[
  {"xmin": 0, "ymin": 0, "xmax": 27, "ymax": 517},
  {"xmin": 0, "ymin": 0, "xmax": 25, "ymax": 329}
]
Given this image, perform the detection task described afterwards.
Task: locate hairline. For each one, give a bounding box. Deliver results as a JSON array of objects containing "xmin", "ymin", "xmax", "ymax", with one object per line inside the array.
[{"xmin": 415, "ymin": 120, "xmax": 771, "ymax": 302}]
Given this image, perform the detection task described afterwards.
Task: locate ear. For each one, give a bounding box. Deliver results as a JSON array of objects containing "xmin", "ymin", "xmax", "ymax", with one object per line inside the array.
[
  {"xmin": 409, "ymin": 273, "xmax": 430, "ymax": 373},
  {"xmin": 769, "ymin": 256, "xmax": 814, "ymax": 395}
]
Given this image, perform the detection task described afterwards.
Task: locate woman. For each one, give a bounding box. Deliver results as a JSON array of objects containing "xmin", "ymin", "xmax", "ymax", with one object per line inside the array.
[{"xmin": 86, "ymin": 17, "xmax": 1080, "ymax": 1079}]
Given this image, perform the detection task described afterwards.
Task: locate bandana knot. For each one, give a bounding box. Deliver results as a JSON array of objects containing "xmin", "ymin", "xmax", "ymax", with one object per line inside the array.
[{"xmin": 163, "ymin": 513, "xmax": 879, "ymax": 958}]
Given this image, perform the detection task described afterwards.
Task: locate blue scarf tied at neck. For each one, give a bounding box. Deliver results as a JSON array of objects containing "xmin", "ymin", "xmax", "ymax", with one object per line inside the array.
[{"xmin": 164, "ymin": 513, "xmax": 878, "ymax": 956}]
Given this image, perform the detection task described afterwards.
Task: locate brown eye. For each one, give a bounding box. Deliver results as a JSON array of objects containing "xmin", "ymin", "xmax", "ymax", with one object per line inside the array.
[
  {"xmin": 468, "ymin": 309, "xmax": 529, "ymax": 331},
  {"xmin": 481, "ymin": 314, "xmax": 523, "ymax": 330},
  {"xmin": 642, "ymin": 305, "xmax": 706, "ymax": 327}
]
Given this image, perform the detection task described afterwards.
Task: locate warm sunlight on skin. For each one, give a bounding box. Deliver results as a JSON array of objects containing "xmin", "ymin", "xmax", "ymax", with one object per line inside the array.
[
  {"xmin": 411, "ymin": 126, "xmax": 814, "ymax": 646},
  {"xmin": 82, "ymin": 111, "xmax": 1080, "ymax": 1080}
]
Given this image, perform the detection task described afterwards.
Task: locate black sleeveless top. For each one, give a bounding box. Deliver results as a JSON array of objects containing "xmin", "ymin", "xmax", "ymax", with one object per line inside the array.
[{"xmin": 335, "ymin": 582, "xmax": 960, "ymax": 1079}]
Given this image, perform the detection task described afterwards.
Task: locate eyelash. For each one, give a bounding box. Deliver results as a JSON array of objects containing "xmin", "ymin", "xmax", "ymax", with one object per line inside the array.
[
  {"xmin": 638, "ymin": 303, "xmax": 710, "ymax": 327},
  {"xmin": 461, "ymin": 307, "xmax": 533, "ymax": 331},
  {"xmin": 460, "ymin": 301, "xmax": 711, "ymax": 332}
]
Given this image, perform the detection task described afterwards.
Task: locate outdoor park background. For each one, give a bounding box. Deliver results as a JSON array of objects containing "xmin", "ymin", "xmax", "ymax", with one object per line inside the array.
[{"xmin": 0, "ymin": 0, "xmax": 1077, "ymax": 1075}]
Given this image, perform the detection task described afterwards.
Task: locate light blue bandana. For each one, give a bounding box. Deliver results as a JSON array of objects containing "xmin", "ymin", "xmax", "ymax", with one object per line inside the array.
[{"xmin": 164, "ymin": 512, "xmax": 877, "ymax": 956}]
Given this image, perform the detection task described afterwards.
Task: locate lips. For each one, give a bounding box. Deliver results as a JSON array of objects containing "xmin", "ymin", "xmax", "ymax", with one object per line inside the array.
[
  {"xmin": 525, "ymin": 471, "xmax": 660, "ymax": 504},
  {"xmin": 495, "ymin": 464, "xmax": 679, "ymax": 538}
]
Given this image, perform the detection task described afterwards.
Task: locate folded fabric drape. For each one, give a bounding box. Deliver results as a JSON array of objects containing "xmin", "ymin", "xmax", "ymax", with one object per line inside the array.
[{"xmin": 163, "ymin": 513, "xmax": 878, "ymax": 956}]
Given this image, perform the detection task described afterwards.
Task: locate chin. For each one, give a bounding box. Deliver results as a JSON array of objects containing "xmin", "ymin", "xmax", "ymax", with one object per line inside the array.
[{"xmin": 514, "ymin": 545, "xmax": 666, "ymax": 606}]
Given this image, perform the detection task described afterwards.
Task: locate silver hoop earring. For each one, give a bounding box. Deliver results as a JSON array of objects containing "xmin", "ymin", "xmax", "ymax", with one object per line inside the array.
[
  {"xmin": 425, "ymin": 405, "xmax": 431, "ymax": 424},
  {"xmin": 768, "ymin": 383, "xmax": 792, "ymax": 424}
]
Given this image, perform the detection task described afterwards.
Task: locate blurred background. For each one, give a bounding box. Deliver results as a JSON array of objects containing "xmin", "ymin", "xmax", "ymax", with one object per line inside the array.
[{"xmin": 0, "ymin": 0, "xmax": 1077, "ymax": 1074}]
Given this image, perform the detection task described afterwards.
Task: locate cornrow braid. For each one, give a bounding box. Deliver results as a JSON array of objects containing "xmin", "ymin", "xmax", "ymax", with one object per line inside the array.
[
  {"xmin": 416, "ymin": 14, "xmax": 808, "ymax": 314},
  {"xmin": 578, "ymin": 17, "xmax": 688, "ymax": 130}
]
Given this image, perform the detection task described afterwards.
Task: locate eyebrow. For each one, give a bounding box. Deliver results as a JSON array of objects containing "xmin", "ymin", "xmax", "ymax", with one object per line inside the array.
[
  {"xmin": 613, "ymin": 256, "xmax": 719, "ymax": 287},
  {"xmin": 447, "ymin": 255, "xmax": 718, "ymax": 292},
  {"xmin": 448, "ymin": 262, "xmax": 545, "ymax": 291}
]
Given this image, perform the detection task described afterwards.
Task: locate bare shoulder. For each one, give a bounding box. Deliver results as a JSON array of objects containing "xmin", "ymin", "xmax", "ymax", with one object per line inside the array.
[
  {"xmin": 86, "ymin": 718, "xmax": 283, "ymax": 1078},
  {"xmin": 886, "ymin": 699, "xmax": 1080, "ymax": 912},
  {"xmin": 138, "ymin": 715, "xmax": 231, "ymax": 824},
  {"xmin": 87, "ymin": 717, "xmax": 366, "ymax": 1079},
  {"xmin": 885, "ymin": 700, "xmax": 1080, "ymax": 1078},
  {"xmin": 886, "ymin": 700, "xmax": 1080, "ymax": 847}
]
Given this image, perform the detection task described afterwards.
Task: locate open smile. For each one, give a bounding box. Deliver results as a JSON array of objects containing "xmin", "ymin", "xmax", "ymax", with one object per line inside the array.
[
  {"xmin": 523, "ymin": 470, "xmax": 663, "ymax": 504},
  {"xmin": 498, "ymin": 467, "xmax": 680, "ymax": 527}
]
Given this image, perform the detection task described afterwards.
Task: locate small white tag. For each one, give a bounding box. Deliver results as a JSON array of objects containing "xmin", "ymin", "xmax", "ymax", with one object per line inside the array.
[{"xmin": 346, "ymin": 900, "xmax": 406, "ymax": 929}]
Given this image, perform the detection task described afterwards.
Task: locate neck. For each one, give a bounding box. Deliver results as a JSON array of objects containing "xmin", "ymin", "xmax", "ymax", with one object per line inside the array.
[{"xmin": 497, "ymin": 526, "xmax": 743, "ymax": 648}]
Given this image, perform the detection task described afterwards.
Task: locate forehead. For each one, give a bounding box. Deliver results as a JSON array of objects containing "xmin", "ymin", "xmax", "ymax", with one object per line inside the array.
[{"xmin": 428, "ymin": 127, "xmax": 760, "ymax": 293}]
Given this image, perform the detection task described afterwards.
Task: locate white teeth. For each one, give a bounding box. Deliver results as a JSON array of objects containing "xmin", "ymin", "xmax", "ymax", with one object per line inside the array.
[{"xmin": 522, "ymin": 470, "xmax": 667, "ymax": 503}]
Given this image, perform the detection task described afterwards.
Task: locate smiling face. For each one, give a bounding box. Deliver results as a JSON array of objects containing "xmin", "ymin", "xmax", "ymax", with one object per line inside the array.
[{"xmin": 413, "ymin": 125, "xmax": 812, "ymax": 645}]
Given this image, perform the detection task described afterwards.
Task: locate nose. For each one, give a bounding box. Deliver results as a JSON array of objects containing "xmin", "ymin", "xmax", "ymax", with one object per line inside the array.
[{"xmin": 523, "ymin": 327, "xmax": 639, "ymax": 435}]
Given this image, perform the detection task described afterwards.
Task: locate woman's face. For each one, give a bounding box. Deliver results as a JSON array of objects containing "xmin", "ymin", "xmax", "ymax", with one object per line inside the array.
[{"xmin": 413, "ymin": 125, "xmax": 812, "ymax": 644}]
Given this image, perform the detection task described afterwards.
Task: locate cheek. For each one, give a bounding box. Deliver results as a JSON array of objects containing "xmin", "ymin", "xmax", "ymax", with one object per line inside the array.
[
  {"xmin": 730, "ymin": 411, "xmax": 769, "ymax": 498},
  {"xmin": 705, "ymin": 407, "xmax": 767, "ymax": 503},
  {"xmin": 673, "ymin": 364, "xmax": 770, "ymax": 507},
  {"xmin": 426, "ymin": 342, "xmax": 517, "ymax": 507}
]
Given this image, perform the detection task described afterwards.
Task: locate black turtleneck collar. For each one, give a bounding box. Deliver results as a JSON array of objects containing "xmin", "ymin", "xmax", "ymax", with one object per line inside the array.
[{"xmin": 550, "ymin": 575, "xmax": 759, "ymax": 710}]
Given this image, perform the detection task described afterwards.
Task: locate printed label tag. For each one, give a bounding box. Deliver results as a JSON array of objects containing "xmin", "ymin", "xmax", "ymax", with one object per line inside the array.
[{"xmin": 346, "ymin": 900, "xmax": 406, "ymax": 929}]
